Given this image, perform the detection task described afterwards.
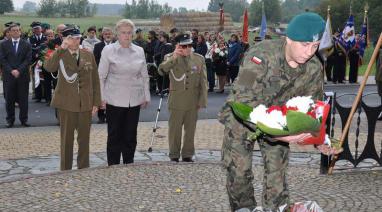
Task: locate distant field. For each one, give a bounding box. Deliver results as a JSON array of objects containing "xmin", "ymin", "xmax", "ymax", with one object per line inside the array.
[{"xmin": 0, "ymin": 15, "xmax": 159, "ymax": 33}]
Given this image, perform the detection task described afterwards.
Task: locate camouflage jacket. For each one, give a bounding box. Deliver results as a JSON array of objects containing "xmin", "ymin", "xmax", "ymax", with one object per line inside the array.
[{"xmin": 218, "ymin": 38, "xmax": 324, "ymax": 126}]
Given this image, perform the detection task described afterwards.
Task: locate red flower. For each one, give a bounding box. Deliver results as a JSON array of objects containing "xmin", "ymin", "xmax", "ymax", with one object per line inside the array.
[
  {"xmin": 307, "ymin": 109, "xmax": 316, "ymax": 119},
  {"xmin": 266, "ymin": 105, "xmax": 282, "ymax": 113}
]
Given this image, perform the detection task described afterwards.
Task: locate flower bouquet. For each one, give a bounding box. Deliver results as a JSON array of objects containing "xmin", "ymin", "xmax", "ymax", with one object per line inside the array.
[{"xmin": 229, "ymin": 96, "xmax": 340, "ymax": 147}]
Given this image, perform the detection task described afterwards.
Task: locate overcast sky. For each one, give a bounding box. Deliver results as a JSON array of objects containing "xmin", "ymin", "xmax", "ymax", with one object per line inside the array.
[{"xmin": 13, "ymin": 0, "xmax": 210, "ymax": 11}]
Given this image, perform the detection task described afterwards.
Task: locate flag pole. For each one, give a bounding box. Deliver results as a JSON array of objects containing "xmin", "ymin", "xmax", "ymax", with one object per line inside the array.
[{"xmin": 328, "ymin": 33, "xmax": 382, "ymax": 175}]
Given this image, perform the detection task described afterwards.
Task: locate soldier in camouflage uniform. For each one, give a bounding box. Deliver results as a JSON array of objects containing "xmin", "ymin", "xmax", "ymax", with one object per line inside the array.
[{"xmin": 218, "ymin": 13, "xmax": 340, "ymax": 211}]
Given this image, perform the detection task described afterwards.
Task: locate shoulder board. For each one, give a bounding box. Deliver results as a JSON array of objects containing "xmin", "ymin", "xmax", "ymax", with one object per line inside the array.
[
  {"xmin": 193, "ymin": 53, "xmax": 205, "ymax": 59},
  {"xmin": 164, "ymin": 53, "xmax": 173, "ymax": 61}
]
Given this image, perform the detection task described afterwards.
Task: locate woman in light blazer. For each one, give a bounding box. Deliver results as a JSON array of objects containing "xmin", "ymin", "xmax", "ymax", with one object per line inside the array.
[{"xmin": 98, "ymin": 19, "xmax": 150, "ymax": 165}]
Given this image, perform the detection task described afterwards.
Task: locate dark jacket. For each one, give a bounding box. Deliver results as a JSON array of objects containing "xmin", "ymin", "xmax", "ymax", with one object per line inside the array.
[
  {"xmin": 195, "ymin": 42, "xmax": 207, "ymax": 57},
  {"xmin": 159, "ymin": 43, "xmax": 174, "ymax": 64},
  {"xmin": 29, "ymin": 34, "xmax": 47, "ymax": 63},
  {"xmin": 227, "ymin": 41, "xmax": 242, "ymax": 66},
  {"xmin": 0, "ymin": 39, "xmax": 32, "ymax": 82},
  {"xmin": 93, "ymin": 41, "xmax": 114, "ymax": 66},
  {"xmin": 145, "ymin": 38, "xmax": 160, "ymax": 63}
]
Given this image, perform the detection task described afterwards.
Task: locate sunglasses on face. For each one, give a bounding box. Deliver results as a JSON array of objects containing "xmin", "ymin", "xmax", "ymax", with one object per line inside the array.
[{"xmin": 180, "ymin": 44, "xmax": 193, "ymax": 49}]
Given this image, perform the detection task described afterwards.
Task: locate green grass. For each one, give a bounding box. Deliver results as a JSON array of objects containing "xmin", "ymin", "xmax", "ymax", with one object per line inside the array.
[{"xmin": 0, "ymin": 15, "xmax": 123, "ymax": 34}]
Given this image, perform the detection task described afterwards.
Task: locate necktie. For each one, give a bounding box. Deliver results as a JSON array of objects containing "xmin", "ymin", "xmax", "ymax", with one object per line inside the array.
[
  {"xmin": 13, "ymin": 41, "xmax": 18, "ymax": 54},
  {"xmin": 72, "ymin": 53, "xmax": 77, "ymax": 60}
]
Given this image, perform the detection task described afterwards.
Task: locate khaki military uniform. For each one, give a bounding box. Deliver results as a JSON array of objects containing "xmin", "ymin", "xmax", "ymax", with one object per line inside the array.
[
  {"xmin": 158, "ymin": 53, "xmax": 208, "ymax": 160},
  {"xmin": 44, "ymin": 48, "xmax": 101, "ymax": 171},
  {"xmin": 219, "ymin": 38, "xmax": 323, "ymax": 211}
]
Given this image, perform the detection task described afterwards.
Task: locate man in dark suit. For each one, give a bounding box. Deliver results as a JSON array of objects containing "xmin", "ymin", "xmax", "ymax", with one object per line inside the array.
[
  {"xmin": 29, "ymin": 21, "xmax": 47, "ymax": 102},
  {"xmin": 93, "ymin": 27, "xmax": 114, "ymax": 123},
  {"xmin": 0, "ymin": 24, "xmax": 32, "ymax": 128}
]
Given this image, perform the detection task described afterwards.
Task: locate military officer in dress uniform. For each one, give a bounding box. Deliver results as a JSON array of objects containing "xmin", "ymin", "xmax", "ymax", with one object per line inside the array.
[
  {"xmin": 44, "ymin": 26, "xmax": 101, "ymax": 171},
  {"xmin": 29, "ymin": 21, "xmax": 48, "ymax": 102},
  {"xmin": 158, "ymin": 33, "xmax": 208, "ymax": 162}
]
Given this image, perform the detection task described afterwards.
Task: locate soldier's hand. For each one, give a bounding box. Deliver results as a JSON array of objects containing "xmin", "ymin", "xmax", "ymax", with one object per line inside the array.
[
  {"xmin": 173, "ymin": 45, "xmax": 183, "ymax": 59},
  {"xmin": 274, "ymin": 132, "xmax": 313, "ymax": 144},
  {"xmin": 92, "ymin": 106, "xmax": 98, "ymax": 116},
  {"xmin": 316, "ymin": 143, "xmax": 343, "ymax": 155},
  {"xmin": 61, "ymin": 37, "xmax": 69, "ymax": 50}
]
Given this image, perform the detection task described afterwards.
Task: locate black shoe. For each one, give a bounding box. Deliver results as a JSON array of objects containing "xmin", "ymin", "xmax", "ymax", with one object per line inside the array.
[
  {"xmin": 182, "ymin": 158, "xmax": 194, "ymax": 162},
  {"xmin": 170, "ymin": 158, "xmax": 179, "ymax": 162},
  {"xmin": 21, "ymin": 122, "xmax": 30, "ymax": 127},
  {"xmin": 208, "ymin": 88, "xmax": 214, "ymax": 92},
  {"xmin": 216, "ymin": 89, "xmax": 224, "ymax": 94},
  {"xmin": 97, "ymin": 119, "xmax": 106, "ymax": 124},
  {"xmin": 35, "ymin": 99, "xmax": 41, "ymax": 103},
  {"xmin": 6, "ymin": 122, "xmax": 14, "ymax": 128}
]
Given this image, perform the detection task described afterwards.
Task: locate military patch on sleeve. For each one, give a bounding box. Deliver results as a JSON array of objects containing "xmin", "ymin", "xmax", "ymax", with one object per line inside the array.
[{"xmin": 251, "ymin": 56, "xmax": 262, "ymax": 65}]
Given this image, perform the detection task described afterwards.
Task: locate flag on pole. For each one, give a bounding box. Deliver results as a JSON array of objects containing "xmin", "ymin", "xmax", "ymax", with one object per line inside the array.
[
  {"xmin": 219, "ymin": 2, "xmax": 225, "ymax": 32},
  {"xmin": 318, "ymin": 10, "xmax": 333, "ymax": 60},
  {"xmin": 242, "ymin": 8, "xmax": 249, "ymax": 43},
  {"xmin": 259, "ymin": 10, "xmax": 267, "ymax": 40},
  {"xmin": 339, "ymin": 14, "xmax": 355, "ymax": 51},
  {"xmin": 358, "ymin": 16, "xmax": 368, "ymax": 57}
]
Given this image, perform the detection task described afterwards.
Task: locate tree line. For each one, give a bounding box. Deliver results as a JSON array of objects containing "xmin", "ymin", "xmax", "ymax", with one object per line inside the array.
[
  {"xmin": 37, "ymin": 0, "xmax": 97, "ymax": 18},
  {"xmin": 123, "ymin": 0, "xmax": 198, "ymax": 19}
]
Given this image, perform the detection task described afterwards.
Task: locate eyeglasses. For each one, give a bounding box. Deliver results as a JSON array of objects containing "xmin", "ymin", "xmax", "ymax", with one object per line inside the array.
[{"xmin": 180, "ymin": 44, "xmax": 193, "ymax": 49}]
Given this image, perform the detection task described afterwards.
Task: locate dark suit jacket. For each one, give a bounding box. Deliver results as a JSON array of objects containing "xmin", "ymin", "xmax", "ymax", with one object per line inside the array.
[
  {"xmin": 0, "ymin": 39, "xmax": 32, "ymax": 82},
  {"xmin": 93, "ymin": 41, "xmax": 106, "ymax": 66},
  {"xmin": 29, "ymin": 34, "xmax": 47, "ymax": 63}
]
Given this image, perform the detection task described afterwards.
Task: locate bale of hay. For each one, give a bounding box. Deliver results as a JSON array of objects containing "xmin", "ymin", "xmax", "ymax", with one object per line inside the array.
[{"xmin": 160, "ymin": 12, "xmax": 238, "ymax": 33}]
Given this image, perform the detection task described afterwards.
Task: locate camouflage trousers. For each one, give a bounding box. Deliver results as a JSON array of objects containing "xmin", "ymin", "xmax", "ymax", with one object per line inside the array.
[{"xmin": 222, "ymin": 118, "xmax": 290, "ymax": 211}]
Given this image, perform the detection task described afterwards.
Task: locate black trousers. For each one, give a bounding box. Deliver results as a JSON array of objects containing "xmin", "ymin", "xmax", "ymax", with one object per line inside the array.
[
  {"xmin": 5, "ymin": 78, "xmax": 29, "ymax": 123},
  {"xmin": 333, "ymin": 54, "xmax": 346, "ymax": 83},
  {"xmin": 228, "ymin": 65, "xmax": 239, "ymax": 83},
  {"xmin": 349, "ymin": 52, "xmax": 359, "ymax": 83},
  {"xmin": 97, "ymin": 109, "xmax": 106, "ymax": 122},
  {"xmin": 206, "ymin": 59, "xmax": 215, "ymax": 90},
  {"xmin": 325, "ymin": 57, "xmax": 334, "ymax": 81},
  {"xmin": 43, "ymin": 70, "xmax": 54, "ymax": 102},
  {"xmin": 106, "ymin": 104, "xmax": 140, "ymax": 165}
]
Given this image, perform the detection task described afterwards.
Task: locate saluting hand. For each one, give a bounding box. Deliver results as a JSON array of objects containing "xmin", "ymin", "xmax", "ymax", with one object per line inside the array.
[
  {"xmin": 61, "ymin": 37, "xmax": 69, "ymax": 50},
  {"xmin": 173, "ymin": 44, "xmax": 183, "ymax": 59}
]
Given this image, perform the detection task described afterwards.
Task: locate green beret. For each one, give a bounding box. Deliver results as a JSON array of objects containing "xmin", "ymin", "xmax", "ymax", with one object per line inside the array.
[{"xmin": 286, "ymin": 12, "xmax": 325, "ymax": 42}]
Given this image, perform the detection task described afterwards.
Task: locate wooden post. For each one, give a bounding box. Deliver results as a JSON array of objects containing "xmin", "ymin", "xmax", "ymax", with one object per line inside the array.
[{"xmin": 328, "ymin": 33, "xmax": 382, "ymax": 175}]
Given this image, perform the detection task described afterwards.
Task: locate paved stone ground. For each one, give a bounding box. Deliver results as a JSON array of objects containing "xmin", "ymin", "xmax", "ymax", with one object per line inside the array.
[
  {"xmin": 1, "ymin": 162, "xmax": 382, "ymax": 211},
  {"xmin": 1, "ymin": 118, "xmax": 382, "ymax": 211}
]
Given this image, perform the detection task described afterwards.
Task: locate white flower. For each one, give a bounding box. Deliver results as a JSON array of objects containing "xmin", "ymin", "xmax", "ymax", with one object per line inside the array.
[
  {"xmin": 214, "ymin": 48, "xmax": 221, "ymax": 53},
  {"xmin": 225, "ymin": 50, "xmax": 228, "ymax": 54},
  {"xmin": 263, "ymin": 110, "xmax": 286, "ymax": 130},
  {"xmin": 286, "ymin": 96, "xmax": 314, "ymax": 113},
  {"xmin": 249, "ymin": 104, "xmax": 286, "ymax": 130},
  {"xmin": 315, "ymin": 105, "xmax": 324, "ymax": 119},
  {"xmin": 219, "ymin": 51, "xmax": 225, "ymax": 57},
  {"xmin": 250, "ymin": 104, "xmax": 267, "ymax": 124}
]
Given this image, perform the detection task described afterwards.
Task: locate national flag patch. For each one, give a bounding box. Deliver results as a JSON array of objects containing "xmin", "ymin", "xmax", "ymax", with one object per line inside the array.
[{"xmin": 251, "ymin": 56, "xmax": 262, "ymax": 64}]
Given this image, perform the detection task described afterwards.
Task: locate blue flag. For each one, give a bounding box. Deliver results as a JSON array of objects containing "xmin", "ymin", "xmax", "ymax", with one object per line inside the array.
[
  {"xmin": 358, "ymin": 18, "xmax": 367, "ymax": 57},
  {"xmin": 339, "ymin": 15, "xmax": 355, "ymax": 51},
  {"xmin": 260, "ymin": 12, "xmax": 267, "ymax": 40}
]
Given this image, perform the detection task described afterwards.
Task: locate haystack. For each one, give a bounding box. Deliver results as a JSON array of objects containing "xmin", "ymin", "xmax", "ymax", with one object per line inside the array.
[{"xmin": 160, "ymin": 12, "xmax": 238, "ymax": 33}]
